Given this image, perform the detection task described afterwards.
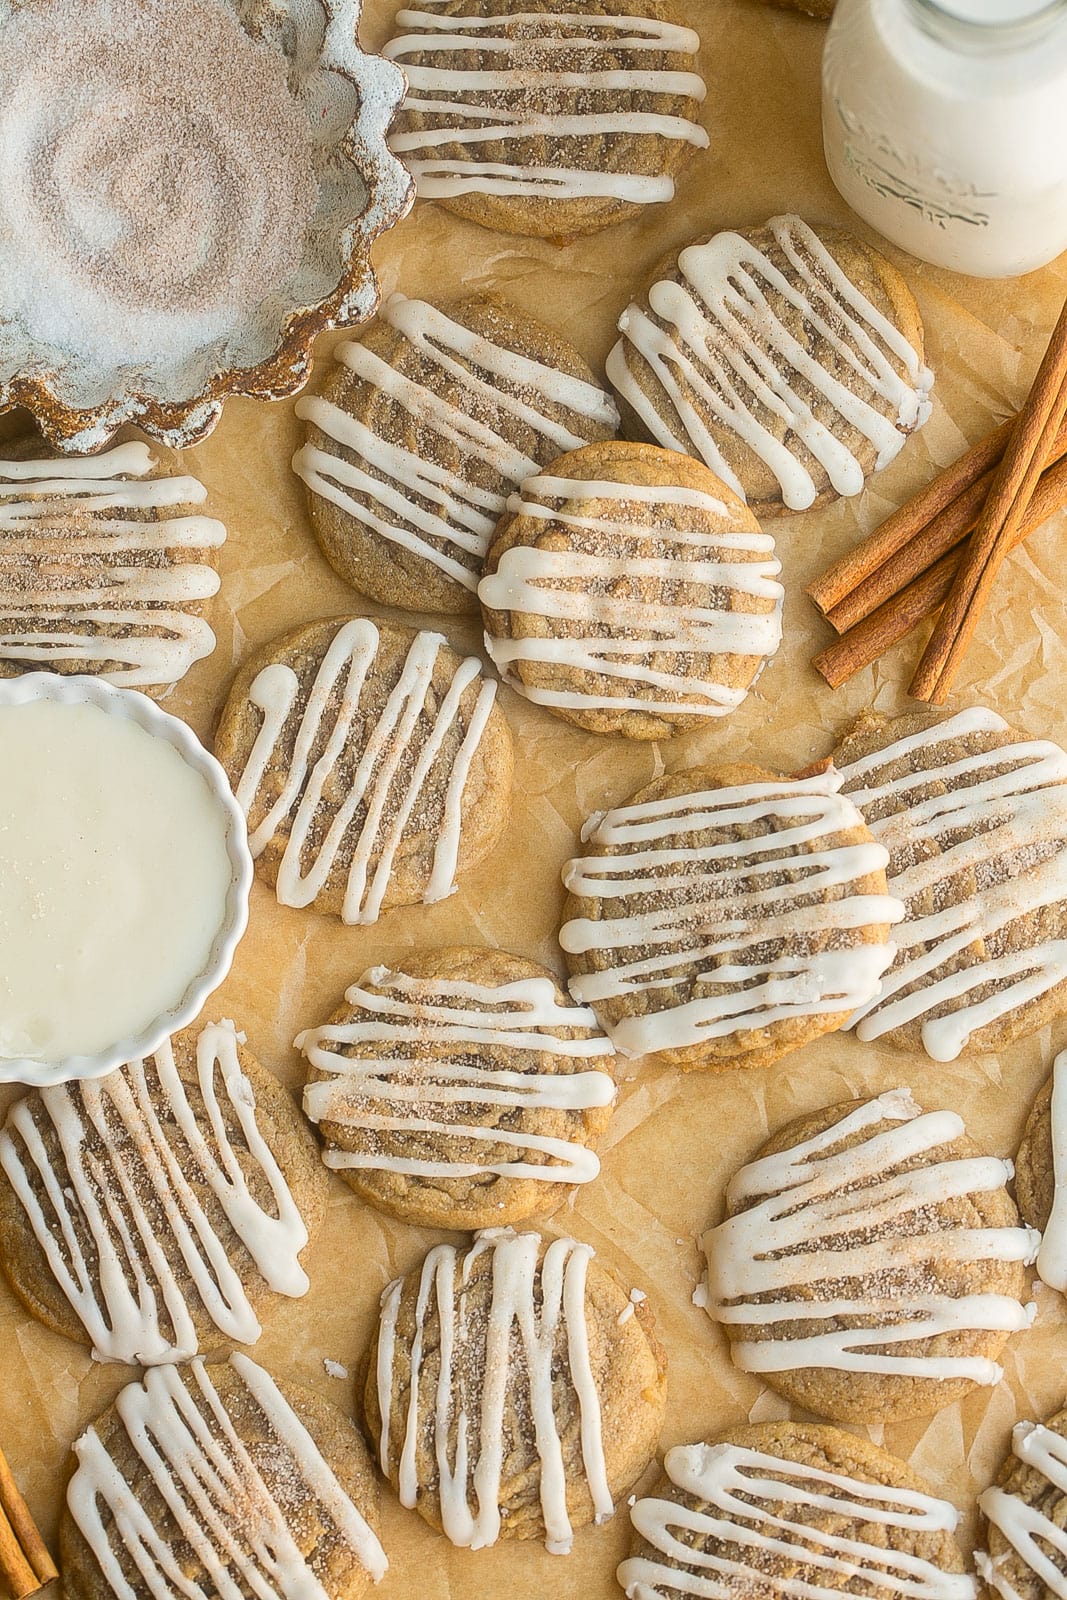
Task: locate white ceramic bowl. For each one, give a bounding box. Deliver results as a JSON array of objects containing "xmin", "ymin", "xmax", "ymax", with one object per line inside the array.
[{"xmin": 0, "ymin": 673, "xmax": 253, "ymax": 1086}]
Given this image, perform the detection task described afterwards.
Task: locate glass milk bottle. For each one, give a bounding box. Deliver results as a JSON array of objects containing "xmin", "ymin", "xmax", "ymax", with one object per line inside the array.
[{"xmin": 821, "ymin": 0, "xmax": 1067, "ymax": 278}]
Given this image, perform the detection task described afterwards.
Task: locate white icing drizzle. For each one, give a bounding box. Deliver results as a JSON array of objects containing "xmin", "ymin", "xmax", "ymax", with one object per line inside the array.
[
  {"xmin": 978, "ymin": 1420, "xmax": 1067, "ymax": 1600},
  {"xmin": 383, "ymin": 5, "xmax": 708, "ymax": 203},
  {"xmin": 0, "ymin": 1020, "xmax": 310, "ymax": 1365},
  {"xmin": 0, "ymin": 441, "xmax": 224, "ymax": 686},
  {"xmin": 375, "ymin": 1228, "xmax": 612, "ymax": 1554},
  {"xmin": 66, "ymin": 1352, "xmax": 388, "ymax": 1598},
  {"xmin": 232, "ymin": 618, "xmax": 499, "ymax": 925},
  {"xmin": 298, "ymin": 965, "xmax": 615, "ymax": 1183},
  {"xmin": 703, "ymin": 1088, "xmax": 1038, "ymax": 1384},
  {"xmin": 606, "ymin": 214, "xmax": 934, "ymax": 511},
  {"xmin": 618, "ymin": 1439, "xmax": 976, "ymax": 1600},
  {"xmin": 294, "ymin": 295, "xmax": 618, "ymax": 594},
  {"xmin": 1037, "ymin": 1050, "xmax": 1067, "ymax": 1292},
  {"xmin": 838, "ymin": 705, "xmax": 1067, "ymax": 1062},
  {"xmin": 478, "ymin": 473, "xmax": 783, "ymax": 717},
  {"xmin": 560, "ymin": 769, "xmax": 902, "ymax": 1058}
]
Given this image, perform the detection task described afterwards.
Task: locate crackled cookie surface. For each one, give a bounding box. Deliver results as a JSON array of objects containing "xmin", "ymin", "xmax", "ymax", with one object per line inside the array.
[
  {"xmin": 703, "ymin": 1088, "xmax": 1036, "ymax": 1424},
  {"xmin": 559, "ymin": 762, "xmax": 900, "ymax": 1069},
  {"xmin": 382, "ymin": 0, "xmax": 708, "ymax": 241},
  {"xmin": 0, "ymin": 440, "xmax": 223, "ymax": 694},
  {"xmin": 61, "ymin": 1355, "xmax": 387, "ymax": 1600},
  {"xmin": 294, "ymin": 294, "xmax": 619, "ymax": 614},
  {"xmin": 1015, "ymin": 1047, "xmax": 1067, "ymax": 1297},
  {"xmin": 479, "ymin": 440, "xmax": 783, "ymax": 739},
  {"xmin": 978, "ymin": 1405, "xmax": 1067, "ymax": 1600},
  {"xmin": 620, "ymin": 1423, "xmax": 973, "ymax": 1599},
  {"xmin": 363, "ymin": 1228, "xmax": 666, "ymax": 1552},
  {"xmin": 297, "ymin": 946, "xmax": 615, "ymax": 1230},
  {"xmin": 0, "ymin": 1019, "xmax": 326, "ymax": 1365},
  {"xmin": 215, "ymin": 615, "xmax": 512, "ymax": 924},
  {"xmin": 835, "ymin": 705, "xmax": 1067, "ymax": 1061},
  {"xmin": 607, "ymin": 213, "xmax": 932, "ymax": 514}
]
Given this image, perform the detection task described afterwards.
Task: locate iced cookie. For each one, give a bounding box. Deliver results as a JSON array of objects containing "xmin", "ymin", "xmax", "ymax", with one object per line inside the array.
[
  {"xmin": 978, "ymin": 1405, "xmax": 1067, "ymax": 1600},
  {"xmin": 1015, "ymin": 1048, "xmax": 1067, "ymax": 1298},
  {"xmin": 559, "ymin": 762, "xmax": 901, "ymax": 1069},
  {"xmin": 619, "ymin": 1423, "xmax": 972, "ymax": 1599},
  {"xmin": 214, "ymin": 616, "xmax": 512, "ymax": 925},
  {"xmin": 293, "ymin": 294, "xmax": 619, "ymax": 615},
  {"xmin": 0, "ymin": 1019, "xmax": 326, "ymax": 1365},
  {"xmin": 835, "ymin": 705, "xmax": 1067, "ymax": 1062},
  {"xmin": 607, "ymin": 213, "xmax": 932, "ymax": 515},
  {"xmin": 0, "ymin": 439, "xmax": 223, "ymax": 694},
  {"xmin": 297, "ymin": 946, "xmax": 615, "ymax": 1230},
  {"xmin": 382, "ymin": 0, "xmax": 708, "ymax": 242},
  {"xmin": 362, "ymin": 1228, "xmax": 666, "ymax": 1552},
  {"xmin": 61, "ymin": 1354, "xmax": 387, "ymax": 1600},
  {"xmin": 703, "ymin": 1087, "xmax": 1037, "ymax": 1424},
  {"xmin": 479, "ymin": 440, "xmax": 783, "ymax": 739}
]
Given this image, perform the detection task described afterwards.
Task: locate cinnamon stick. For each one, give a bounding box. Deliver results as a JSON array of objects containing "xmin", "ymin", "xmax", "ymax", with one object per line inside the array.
[
  {"xmin": 805, "ymin": 416, "xmax": 1015, "ymax": 618},
  {"xmin": 825, "ymin": 418, "xmax": 1067, "ymax": 634},
  {"xmin": 814, "ymin": 453, "xmax": 1067, "ymax": 689},
  {"xmin": 911, "ymin": 297, "xmax": 1067, "ymax": 704},
  {"xmin": 0, "ymin": 1445, "xmax": 57, "ymax": 1598}
]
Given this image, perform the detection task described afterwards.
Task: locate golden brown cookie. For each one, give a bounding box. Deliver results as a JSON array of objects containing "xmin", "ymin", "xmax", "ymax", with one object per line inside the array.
[
  {"xmin": 362, "ymin": 1228, "xmax": 666, "ymax": 1551},
  {"xmin": 61, "ymin": 1355, "xmax": 387, "ymax": 1600},
  {"xmin": 0, "ymin": 1018, "xmax": 327, "ymax": 1365},
  {"xmin": 703, "ymin": 1088, "xmax": 1036, "ymax": 1424},
  {"xmin": 834, "ymin": 704, "xmax": 1067, "ymax": 1061},
  {"xmin": 0, "ymin": 436, "xmax": 223, "ymax": 696},
  {"xmin": 297, "ymin": 945, "xmax": 615, "ymax": 1230},
  {"xmin": 620, "ymin": 1422, "xmax": 971, "ymax": 1598},
  {"xmin": 214, "ymin": 615, "xmax": 513, "ymax": 924},
  {"xmin": 559, "ymin": 761, "xmax": 900, "ymax": 1070},
  {"xmin": 752, "ymin": 0, "xmax": 834, "ymax": 16},
  {"xmin": 479, "ymin": 440, "xmax": 783, "ymax": 739},
  {"xmin": 978, "ymin": 1404, "xmax": 1067, "ymax": 1599},
  {"xmin": 382, "ymin": 0, "xmax": 708, "ymax": 243},
  {"xmin": 293, "ymin": 293, "xmax": 619, "ymax": 615},
  {"xmin": 607, "ymin": 213, "xmax": 931, "ymax": 516}
]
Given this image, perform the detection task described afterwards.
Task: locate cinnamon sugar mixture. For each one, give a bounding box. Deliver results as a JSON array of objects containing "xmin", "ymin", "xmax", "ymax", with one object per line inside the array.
[{"xmin": 0, "ymin": 0, "xmax": 319, "ymax": 377}]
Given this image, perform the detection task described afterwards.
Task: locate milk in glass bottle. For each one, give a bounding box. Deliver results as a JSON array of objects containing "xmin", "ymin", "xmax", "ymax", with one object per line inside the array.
[{"xmin": 822, "ymin": 0, "xmax": 1067, "ymax": 278}]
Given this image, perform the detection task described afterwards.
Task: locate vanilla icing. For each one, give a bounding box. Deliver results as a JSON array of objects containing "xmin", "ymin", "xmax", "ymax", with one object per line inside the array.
[{"xmin": 0, "ymin": 698, "xmax": 233, "ymax": 1063}]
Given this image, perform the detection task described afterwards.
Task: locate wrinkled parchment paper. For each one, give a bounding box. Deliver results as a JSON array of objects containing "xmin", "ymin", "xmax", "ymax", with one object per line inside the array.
[{"xmin": 4, "ymin": 2, "xmax": 1067, "ymax": 1594}]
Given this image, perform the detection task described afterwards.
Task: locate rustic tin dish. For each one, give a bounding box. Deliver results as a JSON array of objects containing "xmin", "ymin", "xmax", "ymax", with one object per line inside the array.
[{"xmin": 0, "ymin": 0, "xmax": 414, "ymax": 454}]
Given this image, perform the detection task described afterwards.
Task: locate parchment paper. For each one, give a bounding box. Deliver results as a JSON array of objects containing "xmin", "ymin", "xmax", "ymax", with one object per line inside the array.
[{"xmin": 3, "ymin": 2, "xmax": 1067, "ymax": 1594}]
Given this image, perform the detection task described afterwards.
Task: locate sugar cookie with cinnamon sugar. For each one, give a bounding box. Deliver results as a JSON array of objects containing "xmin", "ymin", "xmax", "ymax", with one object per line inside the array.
[
  {"xmin": 977, "ymin": 1402, "xmax": 1067, "ymax": 1600},
  {"xmin": 560, "ymin": 762, "xmax": 902, "ymax": 1069},
  {"xmin": 294, "ymin": 294, "xmax": 619, "ymax": 615},
  {"xmin": 382, "ymin": 0, "xmax": 708, "ymax": 242},
  {"xmin": 607, "ymin": 213, "xmax": 932, "ymax": 515},
  {"xmin": 620, "ymin": 1422, "xmax": 972, "ymax": 1600},
  {"xmin": 297, "ymin": 946, "xmax": 616, "ymax": 1231},
  {"xmin": 214, "ymin": 615, "xmax": 512, "ymax": 925},
  {"xmin": 703, "ymin": 1088, "xmax": 1037, "ymax": 1425},
  {"xmin": 362, "ymin": 1227, "xmax": 666, "ymax": 1552},
  {"xmin": 479, "ymin": 440, "xmax": 783, "ymax": 739}
]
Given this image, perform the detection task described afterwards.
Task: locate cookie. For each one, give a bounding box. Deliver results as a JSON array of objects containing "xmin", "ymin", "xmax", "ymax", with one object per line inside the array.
[
  {"xmin": 297, "ymin": 946, "xmax": 615, "ymax": 1230},
  {"xmin": 619, "ymin": 1422, "xmax": 972, "ymax": 1599},
  {"xmin": 978, "ymin": 1405, "xmax": 1067, "ymax": 1600},
  {"xmin": 834, "ymin": 704, "xmax": 1067, "ymax": 1061},
  {"xmin": 382, "ymin": 0, "xmax": 708, "ymax": 242},
  {"xmin": 61, "ymin": 1354, "xmax": 387, "ymax": 1600},
  {"xmin": 559, "ymin": 762, "xmax": 901, "ymax": 1070},
  {"xmin": 478, "ymin": 440, "xmax": 783, "ymax": 739},
  {"xmin": 214, "ymin": 615, "xmax": 513, "ymax": 924},
  {"xmin": 293, "ymin": 293, "xmax": 619, "ymax": 615},
  {"xmin": 0, "ymin": 438, "xmax": 223, "ymax": 695},
  {"xmin": 606, "ymin": 213, "xmax": 932, "ymax": 515},
  {"xmin": 362, "ymin": 1227, "xmax": 666, "ymax": 1552},
  {"xmin": 703, "ymin": 1087, "xmax": 1037, "ymax": 1424},
  {"xmin": 1015, "ymin": 1048, "xmax": 1067, "ymax": 1297},
  {"xmin": 0, "ymin": 1019, "xmax": 327, "ymax": 1366}
]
